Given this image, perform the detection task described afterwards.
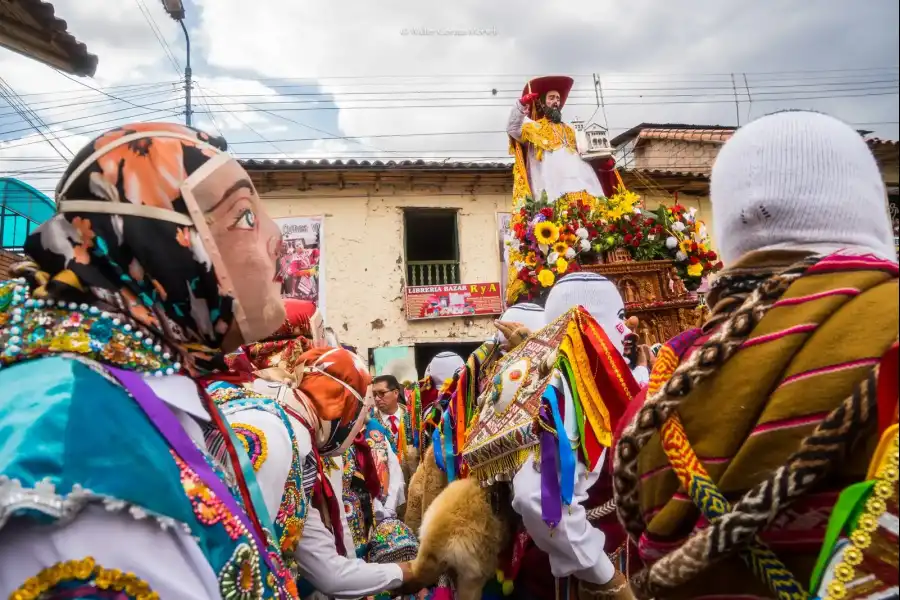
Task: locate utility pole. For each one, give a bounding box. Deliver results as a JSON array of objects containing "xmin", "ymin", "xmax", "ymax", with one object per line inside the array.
[
  {"xmin": 181, "ymin": 19, "xmax": 192, "ymax": 126},
  {"xmin": 161, "ymin": 0, "xmax": 191, "ymax": 126}
]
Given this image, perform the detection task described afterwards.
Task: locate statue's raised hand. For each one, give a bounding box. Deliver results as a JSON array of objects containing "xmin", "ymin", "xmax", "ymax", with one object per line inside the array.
[{"xmin": 520, "ymin": 92, "xmax": 539, "ymax": 105}]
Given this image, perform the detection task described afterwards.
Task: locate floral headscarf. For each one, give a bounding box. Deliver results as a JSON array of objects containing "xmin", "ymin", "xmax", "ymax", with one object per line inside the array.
[
  {"xmin": 236, "ymin": 299, "xmax": 321, "ymax": 372},
  {"xmin": 20, "ymin": 122, "xmax": 282, "ymax": 373},
  {"xmin": 287, "ymin": 347, "xmax": 373, "ymax": 456}
]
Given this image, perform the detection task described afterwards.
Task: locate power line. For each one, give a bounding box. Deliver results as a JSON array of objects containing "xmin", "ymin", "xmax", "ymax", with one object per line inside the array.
[
  {"xmin": 0, "ymin": 78, "xmax": 73, "ymax": 160},
  {"xmin": 0, "ymin": 99, "xmax": 183, "ymax": 137},
  {"xmin": 0, "ymin": 86, "xmax": 181, "ymax": 118},
  {"xmin": 52, "ymin": 69, "xmax": 180, "ymax": 112},
  {"xmin": 134, "ymin": 0, "xmax": 182, "ymax": 76}
]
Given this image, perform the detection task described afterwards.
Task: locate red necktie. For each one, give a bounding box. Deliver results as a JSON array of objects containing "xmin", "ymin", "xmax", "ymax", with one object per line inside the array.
[{"xmin": 389, "ymin": 415, "xmax": 399, "ymax": 436}]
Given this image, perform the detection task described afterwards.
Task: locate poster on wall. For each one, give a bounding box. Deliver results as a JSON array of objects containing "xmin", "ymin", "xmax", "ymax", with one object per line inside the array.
[
  {"xmin": 497, "ymin": 212, "xmax": 512, "ymax": 306},
  {"xmin": 405, "ymin": 282, "xmax": 503, "ymax": 320},
  {"xmin": 275, "ymin": 216, "xmax": 326, "ymax": 319}
]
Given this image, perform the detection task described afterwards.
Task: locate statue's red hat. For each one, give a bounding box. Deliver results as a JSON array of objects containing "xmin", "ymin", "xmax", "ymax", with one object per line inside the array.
[{"xmin": 522, "ymin": 75, "xmax": 575, "ymax": 109}]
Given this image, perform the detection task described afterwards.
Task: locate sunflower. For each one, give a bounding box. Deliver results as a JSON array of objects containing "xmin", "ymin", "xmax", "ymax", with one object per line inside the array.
[
  {"xmin": 679, "ymin": 239, "xmax": 693, "ymax": 254},
  {"xmin": 552, "ymin": 242, "xmax": 569, "ymax": 255},
  {"xmin": 537, "ymin": 269, "xmax": 555, "ymax": 287},
  {"xmin": 686, "ymin": 263, "xmax": 704, "ymax": 277},
  {"xmin": 534, "ymin": 222, "xmax": 560, "ymax": 245},
  {"xmin": 524, "ymin": 252, "xmax": 538, "ymax": 268}
]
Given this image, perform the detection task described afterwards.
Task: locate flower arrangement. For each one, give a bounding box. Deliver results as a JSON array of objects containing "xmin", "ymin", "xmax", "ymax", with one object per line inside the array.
[
  {"xmin": 507, "ymin": 186, "xmax": 723, "ymax": 298},
  {"xmin": 653, "ymin": 202, "xmax": 723, "ymax": 289},
  {"xmin": 507, "ymin": 191, "xmax": 598, "ymax": 299}
]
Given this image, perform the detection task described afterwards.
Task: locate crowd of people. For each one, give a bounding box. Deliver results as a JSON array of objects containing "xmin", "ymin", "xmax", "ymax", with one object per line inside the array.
[{"xmin": 0, "ymin": 102, "xmax": 897, "ymax": 600}]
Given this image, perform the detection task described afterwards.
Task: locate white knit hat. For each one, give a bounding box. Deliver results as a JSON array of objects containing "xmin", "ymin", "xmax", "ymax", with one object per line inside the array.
[
  {"xmin": 712, "ymin": 110, "xmax": 895, "ymax": 265},
  {"xmin": 425, "ymin": 351, "xmax": 464, "ymax": 386},
  {"xmin": 544, "ymin": 272, "xmax": 628, "ymax": 354},
  {"xmin": 497, "ymin": 303, "xmax": 545, "ymax": 345}
]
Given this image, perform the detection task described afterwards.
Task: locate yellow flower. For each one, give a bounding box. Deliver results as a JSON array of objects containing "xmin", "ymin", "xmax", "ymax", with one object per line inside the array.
[
  {"xmin": 556, "ymin": 258, "xmax": 569, "ymax": 274},
  {"xmin": 524, "ymin": 252, "xmax": 538, "ymax": 268},
  {"xmin": 679, "ymin": 239, "xmax": 692, "ymax": 253},
  {"xmin": 698, "ymin": 242, "xmax": 708, "ymax": 254},
  {"xmin": 552, "ymin": 242, "xmax": 569, "ymax": 255},
  {"xmin": 538, "ymin": 269, "xmax": 555, "ymax": 287},
  {"xmin": 687, "ymin": 263, "xmax": 704, "ymax": 277},
  {"xmin": 534, "ymin": 222, "xmax": 560, "ymax": 245}
]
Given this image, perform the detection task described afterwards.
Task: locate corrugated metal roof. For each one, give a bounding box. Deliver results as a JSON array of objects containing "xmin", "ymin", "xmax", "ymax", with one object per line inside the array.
[
  {"xmin": 239, "ymin": 158, "xmax": 513, "ymax": 171},
  {"xmin": 0, "ymin": 0, "xmax": 97, "ymax": 76},
  {"xmin": 868, "ymin": 137, "xmax": 899, "ymax": 147}
]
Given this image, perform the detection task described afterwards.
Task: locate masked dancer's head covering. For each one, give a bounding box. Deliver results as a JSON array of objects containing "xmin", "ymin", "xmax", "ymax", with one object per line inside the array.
[
  {"xmin": 228, "ymin": 298, "xmax": 324, "ymax": 375},
  {"xmin": 277, "ymin": 346, "xmax": 373, "ymax": 457},
  {"xmin": 16, "ymin": 122, "xmax": 285, "ymax": 373}
]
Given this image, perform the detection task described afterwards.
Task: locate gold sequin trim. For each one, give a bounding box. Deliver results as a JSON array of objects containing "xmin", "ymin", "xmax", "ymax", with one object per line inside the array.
[
  {"xmin": 11, "ymin": 556, "xmax": 160, "ymax": 600},
  {"xmin": 823, "ymin": 430, "xmax": 899, "ymax": 600}
]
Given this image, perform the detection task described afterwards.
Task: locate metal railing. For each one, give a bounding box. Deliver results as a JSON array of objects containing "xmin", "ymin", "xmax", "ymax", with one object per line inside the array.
[{"xmin": 407, "ymin": 260, "xmax": 461, "ymax": 286}]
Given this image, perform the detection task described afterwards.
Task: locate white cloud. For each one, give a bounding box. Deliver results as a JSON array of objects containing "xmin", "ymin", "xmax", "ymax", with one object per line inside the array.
[{"xmin": 0, "ymin": 0, "xmax": 897, "ymax": 198}]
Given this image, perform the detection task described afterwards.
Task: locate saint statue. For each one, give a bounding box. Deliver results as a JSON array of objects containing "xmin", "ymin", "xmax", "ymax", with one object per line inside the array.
[{"xmin": 506, "ymin": 76, "xmax": 607, "ymax": 206}]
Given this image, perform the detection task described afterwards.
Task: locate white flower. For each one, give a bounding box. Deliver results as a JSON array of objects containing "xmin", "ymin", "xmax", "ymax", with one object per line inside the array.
[
  {"xmin": 580, "ymin": 239, "xmax": 591, "ymax": 252},
  {"xmin": 633, "ymin": 207, "xmax": 642, "ymax": 215},
  {"xmin": 672, "ymin": 221, "xmax": 686, "ymax": 232},
  {"xmin": 565, "ymin": 247, "xmax": 577, "ymax": 260},
  {"xmin": 648, "ymin": 234, "xmax": 656, "ymax": 241},
  {"xmin": 676, "ymin": 251, "xmax": 688, "ymax": 262},
  {"xmin": 666, "ymin": 236, "xmax": 678, "ymax": 249},
  {"xmin": 576, "ymin": 227, "xmax": 589, "ymax": 239},
  {"xmin": 514, "ymin": 261, "xmax": 525, "ymax": 270},
  {"xmin": 548, "ymin": 251, "xmax": 560, "ymax": 264},
  {"xmin": 507, "ymin": 239, "xmax": 521, "ymax": 252}
]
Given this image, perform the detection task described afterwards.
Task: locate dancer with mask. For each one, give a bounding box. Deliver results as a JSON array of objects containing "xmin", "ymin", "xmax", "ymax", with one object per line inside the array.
[
  {"xmin": 412, "ymin": 272, "xmax": 640, "ymax": 599},
  {"xmin": 208, "ymin": 303, "xmax": 426, "ymax": 598},
  {"xmin": 405, "ymin": 303, "xmax": 546, "ymax": 534},
  {"xmin": 613, "ymin": 110, "xmax": 899, "ymax": 599},
  {"xmin": 0, "ymin": 123, "xmax": 294, "ymax": 598}
]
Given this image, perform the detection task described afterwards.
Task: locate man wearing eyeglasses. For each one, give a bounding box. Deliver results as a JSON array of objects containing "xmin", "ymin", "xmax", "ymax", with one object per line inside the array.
[{"xmin": 372, "ymin": 374, "xmax": 407, "ymax": 448}]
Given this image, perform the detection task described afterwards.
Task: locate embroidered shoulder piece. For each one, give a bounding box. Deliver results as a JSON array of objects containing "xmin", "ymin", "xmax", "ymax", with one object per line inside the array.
[
  {"xmin": 0, "ymin": 278, "xmax": 177, "ymax": 375},
  {"xmin": 519, "ymin": 119, "xmax": 577, "ymax": 160}
]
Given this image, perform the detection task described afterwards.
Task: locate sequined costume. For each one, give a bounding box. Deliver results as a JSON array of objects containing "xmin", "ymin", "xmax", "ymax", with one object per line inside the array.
[{"xmin": 0, "ymin": 123, "xmax": 295, "ymax": 599}]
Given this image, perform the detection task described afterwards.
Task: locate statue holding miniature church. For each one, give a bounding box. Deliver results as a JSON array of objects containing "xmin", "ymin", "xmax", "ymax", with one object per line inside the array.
[{"xmin": 504, "ymin": 75, "xmax": 722, "ymax": 345}]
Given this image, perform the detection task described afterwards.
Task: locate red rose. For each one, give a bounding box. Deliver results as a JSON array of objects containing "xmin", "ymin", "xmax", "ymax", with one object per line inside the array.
[
  {"xmin": 608, "ymin": 224, "xmax": 617, "ymax": 233},
  {"xmin": 703, "ymin": 261, "xmax": 712, "ymax": 270},
  {"xmin": 690, "ymin": 255, "xmax": 700, "ymax": 264},
  {"xmin": 645, "ymin": 218, "xmax": 654, "ymax": 226},
  {"xmin": 691, "ymin": 242, "xmax": 698, "ymax": 252},
  {"xmin": 707, "ymin": 251, "xmax": 718, "ymax": 260},
  {"xmin": 636, "ymin": 232, "xmax": 644, "ymax": 240},
  {"xmin": 715, "ymin": 261, "xmax": 724, "ymax": 269},
  {"xmin": 540, "ymin": 207, "xmax": 553, "ymax": 218},
  {"xmin": 631, "ymin": 238, "xmax": 641, "ymax": 247},
  {"xmin": 588, "ymin": 227, "xmax": 598, "ymax": 238},
  {"xmin": 624, "ymin": 234, "xmax": 633, "ymax": 243}
]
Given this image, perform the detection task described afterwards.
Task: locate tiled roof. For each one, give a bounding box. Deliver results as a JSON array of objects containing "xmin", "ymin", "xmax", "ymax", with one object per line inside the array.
[
  {"xmin": 0, "ymin": 249, "xmax": 23, "ymax": 279},
  {"xmin": 0, "ymin": 0, "xmax": 97, "ymax": 76},
  {"xmin": 868, "ymin": 137, "xmax": 899, "ymax": 147},
  {"xmin": 611, "ymin": 123, "xmax": 735, "ymax": 147},
  {"xmin": 625, "ymin": 168, "xmax": 710, "ymax": 180},
  {"xmin": 636, "ymin": 128, "xmax": 735, "ymax": 144},
  {"xmin": 239, "ymin": 158, "xmax": 513, "ymax": 171}
]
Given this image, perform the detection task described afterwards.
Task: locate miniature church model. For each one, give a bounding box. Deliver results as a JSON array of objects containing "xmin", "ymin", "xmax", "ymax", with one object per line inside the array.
[{"xmin": 571, "ymin": 119, "xmax": 613, "ymax": 159}]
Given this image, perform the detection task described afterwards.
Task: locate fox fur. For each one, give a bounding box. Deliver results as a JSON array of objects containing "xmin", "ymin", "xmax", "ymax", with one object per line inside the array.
[{"xmin": 412, "ymin": 478, "xmax": 509, "ymax": 600}]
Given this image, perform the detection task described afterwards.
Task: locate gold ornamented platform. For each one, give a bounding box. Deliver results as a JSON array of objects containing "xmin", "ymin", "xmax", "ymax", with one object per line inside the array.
[{"xmin": 582, "ymin": 255, "xmax": 708, "ymax": 346}]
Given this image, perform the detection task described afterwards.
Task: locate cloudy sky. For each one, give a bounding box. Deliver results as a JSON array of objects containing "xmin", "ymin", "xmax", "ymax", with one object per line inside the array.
[{"xmin": 1, "ymin": 0, "xmax": 898, "ymax": 195}]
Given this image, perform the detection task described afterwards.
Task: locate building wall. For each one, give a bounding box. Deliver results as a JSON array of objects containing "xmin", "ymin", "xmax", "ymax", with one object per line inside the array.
[
  {"xmin": 633, "ymin": 139, "xmax": 722, "ymax": 174},
  {"xmin": 262, "ymin": 187, "xmax": 510, "ymax": 353}
]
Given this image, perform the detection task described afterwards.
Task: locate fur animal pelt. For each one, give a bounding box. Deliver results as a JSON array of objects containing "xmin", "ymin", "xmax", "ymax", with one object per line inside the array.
[
  {"xmin": 412, "ymin": 478, "xmax": 509, "ymax": 600},
  {"xmin": 403, "ymin": 445, "xmax": 447, "ymax": 534}
]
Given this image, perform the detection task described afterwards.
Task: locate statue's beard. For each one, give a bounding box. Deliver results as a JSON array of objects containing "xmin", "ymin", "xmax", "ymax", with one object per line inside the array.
[{"xmin": 543, "ymin": 105, "xmax": 562, "ymax": 123}]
